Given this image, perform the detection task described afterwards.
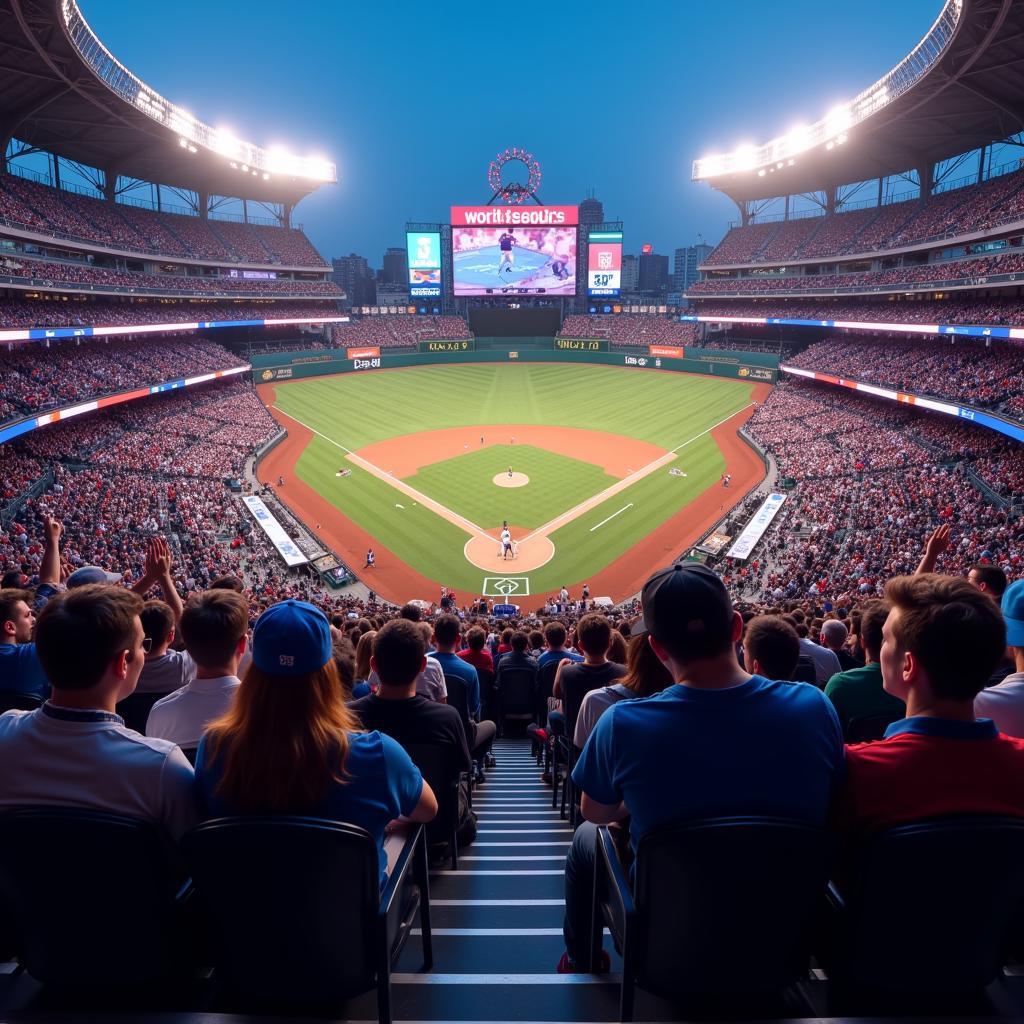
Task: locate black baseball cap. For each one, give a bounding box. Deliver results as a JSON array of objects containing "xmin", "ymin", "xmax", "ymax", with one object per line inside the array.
[{"xmin": 632, "ymin": 562, "xmax": 734, "ymax": 663}]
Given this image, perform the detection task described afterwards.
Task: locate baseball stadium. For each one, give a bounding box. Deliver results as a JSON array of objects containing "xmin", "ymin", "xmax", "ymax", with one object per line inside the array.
[{"xmin": 4, "ymin": 0, "xmax": 1024, "ymax": 1022}]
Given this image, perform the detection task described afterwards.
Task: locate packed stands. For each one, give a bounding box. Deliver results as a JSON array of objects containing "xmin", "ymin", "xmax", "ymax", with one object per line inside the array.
[
  {"xmin": 787, "ymin": 335, "xmax": 1024, "ymax": 415},
  {"xmin": 0, "ymin": 337, "xmax": 244, "ymax": 422},
  {"xmin": 330, "ymin": 315, "xmax": 472, "ymax": 349},
  {"xmin": 0, "ymin": 298, "xmax": 341, "ymax": 330},
  {"xmin": 0, "ymin": 253, "xmax": 340, "ymax": 297},
  {"xmin": 693, "ymin": 296, "xmax": 1024, "ymax": 326},
  {"xmin": 558, "ymin": 314, "xmax": 698, "ymax": 347},
  {"xmin": 0, "ymin": 172, "xmax": 329, "ymax": 266},
  {"xmin": 689, "ymin": 249, "xmax": 1024, "ymax": 296},
  {"xmin": 703, "ymin": 165, "xmax": 1024, "ymax": 266}
]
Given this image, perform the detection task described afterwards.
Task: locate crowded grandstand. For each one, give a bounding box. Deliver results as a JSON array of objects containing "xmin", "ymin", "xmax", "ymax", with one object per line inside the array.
[{"xmin": 5, "ymin": 0, "xmax": 1024, "ymax": 1022}]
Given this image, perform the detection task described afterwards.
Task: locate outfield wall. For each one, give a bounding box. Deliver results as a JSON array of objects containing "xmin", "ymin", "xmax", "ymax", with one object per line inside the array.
[{"xmin": 250, "ymin": 346, "xmax": 779, "ymax": 384}]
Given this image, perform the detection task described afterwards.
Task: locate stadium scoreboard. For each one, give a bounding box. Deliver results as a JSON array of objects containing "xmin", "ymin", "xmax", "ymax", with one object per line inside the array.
[
  {"xmin": 587, "ymin": 231, "xmax": 623, "ymax": 297},
  {"xmin": 406, "ymin": 230, "xmax": 442, "ymax": 298}
]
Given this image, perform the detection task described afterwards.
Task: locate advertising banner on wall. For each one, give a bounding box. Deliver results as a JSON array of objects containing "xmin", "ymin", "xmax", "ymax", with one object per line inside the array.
[
  {"xmin": 726, "ymin": 493, "xmax": 787, "ymax": 560},
  {"xmin": 242, "ymin": 496, "xmax": 308, "ymax": 567}
]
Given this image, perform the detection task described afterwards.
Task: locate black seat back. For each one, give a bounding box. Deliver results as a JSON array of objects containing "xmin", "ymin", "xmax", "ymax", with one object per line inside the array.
[
  {"xmin": 633, "ymin": 817, "xmax": 830, "ymax": 996},
  {"xmin": 116, "ymin": 691, "xmax": 164, "ymax": 733},
  {"xmin": 840, "ymin": 815, "xmax": 1024, "ymax": 992},
  {"xmin": 0, "ymin": 692, "xmax": 43, "ymax": 713},
  {"xmin": 477, "ymin": 667, "xmax": 496, "ymax": 721},
  {"xmin": 844, "ymin": 713, "xmax": 902, "ymax": 743},
  {"xmin": 790, "ymin": 655, "xmax": 818, "ymax": 686},
  {"xmin": 182, "ymin": 817, "xmax": 380, "ymax": 1003},
  {"xmin": 537, "ymin": 660, "xmax": 560, "ymax": 719},
  {"xmin": 442, "ymin": 673, "xmax": 472, "ymax": 745},
  {"xmin": 405, "ymin": 742, "xmax": 461, "ymax": 848},
  {"xmin": 498, "ymin": 666, "xmax": 538, "ymax": 719},
  {"xmin": 0, "ymin": 808, "xmax": 181, "ymax": 986}
]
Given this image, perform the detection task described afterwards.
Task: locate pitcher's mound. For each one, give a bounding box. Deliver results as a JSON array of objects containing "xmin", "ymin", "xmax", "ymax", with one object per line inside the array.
[{"xmin": 494, "ymin": 472, "xmax": 529, "ymax": 488}]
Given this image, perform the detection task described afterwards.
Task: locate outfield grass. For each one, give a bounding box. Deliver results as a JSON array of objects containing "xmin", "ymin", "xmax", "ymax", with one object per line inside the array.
[
  {"xmin": 271, "ymin": 364, "xmax": 756, "ymax": 594},
  {"xmin": 407, "ymin": 444, "xmax": 617, "ymax": 531}
]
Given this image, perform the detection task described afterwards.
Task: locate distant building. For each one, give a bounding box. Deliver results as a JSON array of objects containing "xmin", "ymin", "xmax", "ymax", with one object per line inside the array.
[
  {"xmin": 673, "ymin": 243, "xmax": 714, "ymax": 293},
  {"xmin": 621, "ymin": 254, "xmax": 639, "ymax": 293},
  {"xmin": 381, "ymin": 246, "xmax": 408, "ymax": 286},
  {"xmin": 579, "ymin": 195, "xmax": 604, "ymax": 226},
  {"xmin": 375, "ymin": 284, "xmax": 411, "ymax": 307},
  {"xmin": 639, "ymin": 249, "xmax": 669, "ymax": 296},
  {"xmin": 331, "ymin": 254, "xmax": 375, "ymax": 306}
]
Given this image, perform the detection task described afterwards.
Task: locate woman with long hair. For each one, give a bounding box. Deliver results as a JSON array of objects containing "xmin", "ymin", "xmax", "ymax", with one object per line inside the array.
[
  {"xmin": 195, "ymin": 600, "xmax": 436, "ymax": 881},
  {"xmin": 352, "ymin": 629, "xmax": 377, "ymax": 698},
  {"xmin": 573, "ymin": 626, "xmax": 674, "ymax": 749}
]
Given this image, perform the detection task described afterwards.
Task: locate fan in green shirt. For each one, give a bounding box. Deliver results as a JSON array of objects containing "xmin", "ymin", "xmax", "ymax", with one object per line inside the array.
[{"xmin": 824, "ymin": 600, "xmax": 905, "ymax": 736}]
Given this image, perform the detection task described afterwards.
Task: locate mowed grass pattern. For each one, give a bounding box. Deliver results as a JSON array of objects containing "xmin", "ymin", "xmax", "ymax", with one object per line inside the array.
[
  {"xmin": 270, "ymin": 364, "xmax": 756, "ymax": 593},
  {"xmin": 407, "ymin": 445, "xmax": 617, "ymax": 531}
]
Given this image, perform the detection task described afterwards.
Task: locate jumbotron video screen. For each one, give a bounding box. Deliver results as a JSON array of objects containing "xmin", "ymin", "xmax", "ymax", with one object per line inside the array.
[{"xmin": 450, "ymin": 206, "xmax": 578, "ymax": 296}]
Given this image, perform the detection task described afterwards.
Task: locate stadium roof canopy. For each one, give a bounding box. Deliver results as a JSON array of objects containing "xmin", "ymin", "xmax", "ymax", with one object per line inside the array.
[
  {"xmin": 692, "ymin": 0, "xmax": 1024, "ymax": 205},
  {"xmin": 0, "ymin": 0, "xmax": 336, "ymax": 206}
]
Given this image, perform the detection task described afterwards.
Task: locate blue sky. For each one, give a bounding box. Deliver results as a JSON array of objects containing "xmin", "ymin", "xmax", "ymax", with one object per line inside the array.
[{"xmin": 81, "ymin": 0, "xmax": 939, "ymax": 266}]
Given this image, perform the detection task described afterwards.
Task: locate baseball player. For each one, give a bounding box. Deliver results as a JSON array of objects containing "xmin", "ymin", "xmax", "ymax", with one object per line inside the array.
[{"xmin": 501, "ymin": 527, "xmax": 514, "ymax": 560}]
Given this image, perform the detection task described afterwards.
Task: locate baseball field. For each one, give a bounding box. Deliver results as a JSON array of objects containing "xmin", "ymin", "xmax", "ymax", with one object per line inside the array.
[{"xmin": 256, "ymin": 363, "xmax": 771, "ymax": 605}]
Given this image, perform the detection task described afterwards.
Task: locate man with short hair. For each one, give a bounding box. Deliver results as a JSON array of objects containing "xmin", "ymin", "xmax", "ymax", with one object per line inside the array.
[
  {"xmin": 135, "ymin": 600, "xmax": 197, "ymax": 697},
  {"xmin": 837, "ymin": 574, "xmax": 1024, "ymax": 839},
  {"xmin": 798, "ymin": 622, "xmax": 842, "ymax": 688},
  {"xmin": 458, "ymin": 626, "xmax": 493, "ymax": 675},
  {"xmin": 539, "ymin": 621, "xmax": 583, "ymax": 670},
  {"xmin": 968, "ymin": 564, "xmax": 1008, "ymax": 599},
  {"xmin": 368, "ymin": 620, "xmax": 447, "ymax": 703},
  {"xmin": 824, "ymin": 600, "xmax": 904, "ymax": 734},
  {"xmin": 553, "ymin": 613, "xmax": 625, "ymax": 745},
  {"xmin": 0, "ymin": 588, "xmax": 49, "ymax": 700},
  {"xmin": 820, "ymin": 620, "xmax": 859, "ymax": 672},
  {"xmin": 431, "ymin": 614, "xmax": 496, "ymax": 763},
  {"xmin": 350, "ymin": 619, "xmax": 472, "ymax": 849},
  {"xmin": 0, "ymin": 585, "xmax": 198, "ymax": 841},
  {"xmin": 559, "ymin": 563, "xmax": 843, "ymax": 972},
  {"xmin": 974, "ymin": 579, "xmax": 1024, "ymax": 737},
  {"xmin": 146, "ymin": 590, "xmax": 249, "ymax": 748},
  {"xmin": 742, "ymin": 615, "xmax": 801, "ymax": 680}
]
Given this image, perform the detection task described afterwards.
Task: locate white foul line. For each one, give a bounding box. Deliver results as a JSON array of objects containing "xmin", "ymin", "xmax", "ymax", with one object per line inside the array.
[{"xmin": 590, "ymin": 503, "xmax": 633, "ymax": 532}]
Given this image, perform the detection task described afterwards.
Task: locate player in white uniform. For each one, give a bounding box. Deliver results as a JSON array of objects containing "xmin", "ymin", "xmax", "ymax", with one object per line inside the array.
[{"xmin": 501, "ymin": 527, "xmax": 514, "ymax": 560}]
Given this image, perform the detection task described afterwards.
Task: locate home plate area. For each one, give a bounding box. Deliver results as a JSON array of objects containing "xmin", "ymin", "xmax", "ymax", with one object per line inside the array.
[{"xmin": 463, "ymin": 530, "xmax": 555, "ymax": 573}]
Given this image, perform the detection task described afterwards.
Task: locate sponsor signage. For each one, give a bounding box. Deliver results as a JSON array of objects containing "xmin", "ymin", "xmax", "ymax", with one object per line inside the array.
[
  {"xmin": 406, "ymin": 230, "xmax": 442, "ymax": 297},
  {"xmin": 451, "ymin": 205, "xmax": 578, "ymax": 226},
  {"xmin": 727, "ymin": 493, "xmax": 787, "ymax": 560},
  {"xmin": 697, "ymin": 531, "xmax": 732, "ymax": 556},
  {"xmin": 242, "ymin": 496, "xmax": 308, "ymax": 568},
  {"xmin": 587, "ymin": 230, "xmax": 622, "ymax": 297},
  {"xmin": 346, "ymin": 347, "xmax": 380, "ymax": 359},
  {"xmin": 352, "ymin": 356, "xmax": 381, "ymax": 370},
  {"xmin": 419, "ymin": 339, "xmax": 474, "ymax": 352},
  {"xmin": 554, "ymin": 338, "xmax": 607, "ymax": 352},
  {"xmin": 649, "ymin": 344, "xmax": 684, "ymax": 358}
]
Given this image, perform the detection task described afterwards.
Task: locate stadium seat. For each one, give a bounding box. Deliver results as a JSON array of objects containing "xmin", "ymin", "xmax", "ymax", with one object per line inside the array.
[
  {"xmin": 824, "ymin": 815, "xmax": 1024, "ymax": 995},
  {"xmin": 0, "ymin": 808, "xmax": 189, "ymax": 989},
  {"xmin": 494, "ymin": 666, "xmax": 537, "ymax": 737},
  {"xmin": 404, "ymin": 741, "xmax": 464, "ymax": 869},
  {"xmin": 116, "ymin": 691, "xmax": 165, "ymax": 734},
  {"xmin": 593, "ymin": 817, "xmax": 831, "ymax": 1021},
  {"xmin": 182, "ymin": 817, "xmax": 432, "ymax": 1023}
]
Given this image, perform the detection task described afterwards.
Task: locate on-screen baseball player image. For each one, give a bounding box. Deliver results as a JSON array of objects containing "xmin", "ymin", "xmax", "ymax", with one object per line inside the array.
[{"xmin": 498, "ymin": 227, "xmax": 517, "ymax": 276}]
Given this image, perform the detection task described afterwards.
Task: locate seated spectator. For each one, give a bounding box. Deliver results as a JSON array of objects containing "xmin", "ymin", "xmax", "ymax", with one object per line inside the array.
[
  {"xmin": 458, "ymin": 625, "xmax": 494, "ymax": 675},
  {"xmin": 554, "ymin": 613, "xmax": 626, "ymax": 747},
  {"xmin": 820, "ymin": 620, "xmax": 859, "ymax": 672},
  {"xmin": 0, "ymin": 585, "xmax": 198, "ymax": 840},
  {"xmin": 368, "ymin": 619, "xmax": 446, "ymax": 703},
  {"xmin": 968, "ymin": 563, "xmax": 1009, "ymax": 600},
  {"xmin": 741, "ymin": 614, "xmax": 801, "ymax": 681},
  {"xmin": 332, "ymin": 634, "xmax": 357, "ymax": 701},
  {"xmin": 0, "ymin": 588, "xmax": 49, "ymax": 701},
  {"xmin": 135, "ymin": 600, "xmax": 196, "ymax": 697},
  {"xmin": 974, "ymin": 580, "xmax": 1024, "ymax": 737},
  {"xmin": 146, "ymin": 590, "xmax": 248, "ymax": 749},
  {"xmin": 561, "ymin": 563, "xmax": 843, "ymax": 973},
  {"xmin": 796, "ymin": 617, "xmax": 842, "ymax": 687},
  {"xmin": 824, "ymin": 600, "xmax": 905, "ymax": 735},
  {"xmin": 836, "ymin": 575, "xmax": 1024, "ymax": 841},
  {"xmin": 349, "ymin": 619, "xmax": 472, "ymax": 848},
  {"xmin": 352, "ymin": 630, "xmax": 376, "ymax": 699},
  {"xmin": 539, "ymin": 621, "xmax": 583, "ymax": 669},
  {"xmin": 195, "ymin": 599, "xmax": 437, "ymax": 882},
  {"xmin": 574, "ymin": 628, "xmax": 674, "ymax": 748},
  {"xmin": 431, "ymin": 613, "xmax": 497, "ymax": 766}
]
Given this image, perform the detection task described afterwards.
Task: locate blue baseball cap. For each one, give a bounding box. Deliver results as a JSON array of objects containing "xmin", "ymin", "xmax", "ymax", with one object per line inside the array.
[
  {"xmin": 1002, "ymin": 580, "xmax": 1024, "ymax": 648},
  {"xmin": 252, "ymin": 599, "xmax": 332, "ymax": 676},
  {"xmin": 66, "ymin": 565, "xmax": 122, "ymax": 588}
]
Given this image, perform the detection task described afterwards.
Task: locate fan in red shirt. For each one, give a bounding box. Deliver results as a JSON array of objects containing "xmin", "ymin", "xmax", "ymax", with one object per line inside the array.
[
  {"xmin": 836, "ymin": 573, "xmax": 1024, "ymax": 841},
  {"xmin": 457, "ymin": 625, "xmax": 493, "ymax": 674}
]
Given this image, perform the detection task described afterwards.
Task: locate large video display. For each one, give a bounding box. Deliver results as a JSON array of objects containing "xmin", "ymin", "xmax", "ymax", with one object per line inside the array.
[
  {"xmin": 450, "ymin": 206, "xmax": 578, "ymax": 297},
  {"xmin": 406, "ymin": 230, "xmax": 442, "ymax": 297},
  {"xmin": 587, "ymin": 231, "xmax": 622, "ymax": 297}
]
